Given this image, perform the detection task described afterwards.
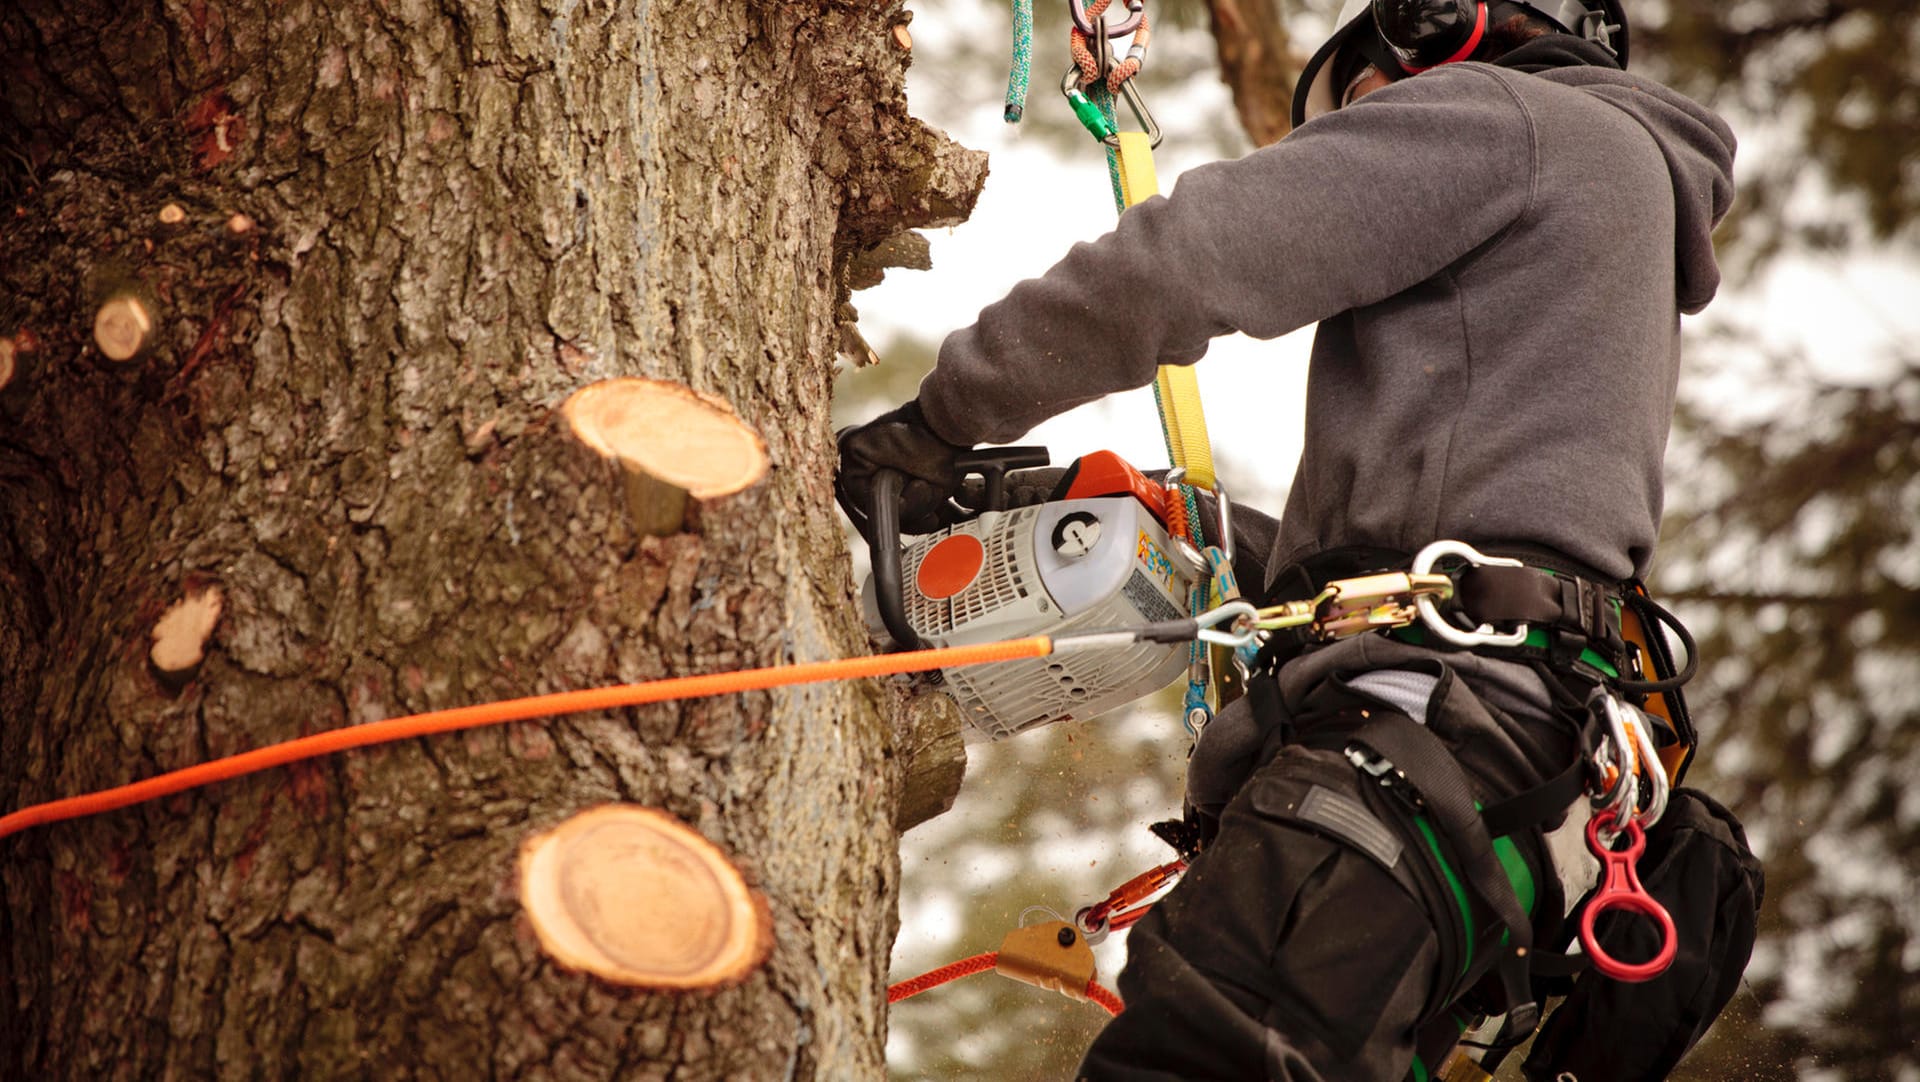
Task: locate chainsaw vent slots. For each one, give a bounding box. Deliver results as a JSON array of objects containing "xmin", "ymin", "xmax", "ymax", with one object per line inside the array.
[
  {"xmin": 905, "ymin": 506, "xmax": 1038, "ymax": 636},
  {"xmin": 872, "ymin": 498, "xmax": 1196, "ymax": 742}
]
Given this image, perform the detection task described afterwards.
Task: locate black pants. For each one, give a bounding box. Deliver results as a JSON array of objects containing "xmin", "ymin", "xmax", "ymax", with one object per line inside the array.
[{"xmin": 1078, "ymin": 742, "xmax": 1451, "ymax": 1081}]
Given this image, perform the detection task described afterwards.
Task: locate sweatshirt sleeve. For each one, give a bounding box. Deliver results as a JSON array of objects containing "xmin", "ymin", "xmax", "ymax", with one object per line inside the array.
[{"xmin": 918, "ymin": 64, "xmax": 1539, "ymax": 446}]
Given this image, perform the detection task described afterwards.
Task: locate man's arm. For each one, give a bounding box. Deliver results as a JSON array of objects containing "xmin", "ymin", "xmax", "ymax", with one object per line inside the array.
[{"xmin": 918, "ymin": 64, "xmax": 1541, "ymax": 446}]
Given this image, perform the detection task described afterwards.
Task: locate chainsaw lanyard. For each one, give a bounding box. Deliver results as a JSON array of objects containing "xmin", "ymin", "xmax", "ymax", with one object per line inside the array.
[{"xmin": 1060, "ymin": 3, "xmax": 1236, "ymax": 737}]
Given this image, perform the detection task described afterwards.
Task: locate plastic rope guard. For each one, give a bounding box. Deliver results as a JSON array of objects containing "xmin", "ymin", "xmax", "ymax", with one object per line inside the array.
[{"xmin": 1580, "ymin": 808, "xmax": 1679, "ymax": 982}]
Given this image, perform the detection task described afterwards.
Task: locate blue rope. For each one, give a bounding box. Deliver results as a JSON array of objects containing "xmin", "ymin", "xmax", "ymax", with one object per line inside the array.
[{"xmin": 1005, "ymin": 0, "xmax": 1034, "ymax": 123}]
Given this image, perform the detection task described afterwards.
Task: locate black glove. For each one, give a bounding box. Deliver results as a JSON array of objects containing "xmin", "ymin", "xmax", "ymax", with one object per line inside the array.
[{"xmin": 835, "ymin": 399, "xmax": 972, "ymax": 537}]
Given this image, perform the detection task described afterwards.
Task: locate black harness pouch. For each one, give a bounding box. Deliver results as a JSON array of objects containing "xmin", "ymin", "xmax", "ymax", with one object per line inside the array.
[{"xmin": 1521, "ymin": 787, "xmax": 1764, "ymax": 1081}]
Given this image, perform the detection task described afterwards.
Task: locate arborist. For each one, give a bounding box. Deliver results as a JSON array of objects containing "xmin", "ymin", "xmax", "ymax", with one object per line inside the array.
[{"xmin": 840, "ymin": 0, "xmax": 1762, "ymax": 1078}]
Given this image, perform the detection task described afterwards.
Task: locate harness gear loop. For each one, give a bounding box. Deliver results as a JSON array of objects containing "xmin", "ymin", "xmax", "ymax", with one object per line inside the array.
[
  {"xmin": 1412, "ymin": 540, "xmax": 1532, "ymax": 648},
  {"xmin": 1580, "ymin": 809, "xmax": 1678, "ymax": 982}
]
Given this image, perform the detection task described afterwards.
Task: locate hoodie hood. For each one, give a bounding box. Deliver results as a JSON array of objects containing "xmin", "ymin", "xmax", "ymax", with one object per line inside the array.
[{"xmin": 1528, "ymin": 59, "xmax": 1738, "ymax": 312}]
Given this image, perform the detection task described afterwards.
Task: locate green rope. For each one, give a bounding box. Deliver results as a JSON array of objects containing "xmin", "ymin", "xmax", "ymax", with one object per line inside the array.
[
  {"xmin": 1089, "ymin": 82, "xmax": 1126, "ymax": 214},
  {"xmin": 1005, "ymin": 0, "xmax": 1033, "ymax": 123}
]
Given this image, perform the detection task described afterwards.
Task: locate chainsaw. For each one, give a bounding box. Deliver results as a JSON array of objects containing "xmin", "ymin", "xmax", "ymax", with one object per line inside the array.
[{"xmin": 859, "ymin": 447, "xmax": 1206, "ymax": 742}]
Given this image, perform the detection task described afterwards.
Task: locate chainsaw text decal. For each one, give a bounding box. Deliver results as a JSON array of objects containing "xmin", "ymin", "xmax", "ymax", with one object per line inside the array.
[{"xmin": 1135, "ymin": 531, "xmax": 1178, "ymax": 594}]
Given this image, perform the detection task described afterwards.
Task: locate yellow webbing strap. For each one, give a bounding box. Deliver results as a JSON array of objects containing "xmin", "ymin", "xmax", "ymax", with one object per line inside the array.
[{"xmin": 1114, "ymin": 130, "xmax": 1216, "ymax": 491}]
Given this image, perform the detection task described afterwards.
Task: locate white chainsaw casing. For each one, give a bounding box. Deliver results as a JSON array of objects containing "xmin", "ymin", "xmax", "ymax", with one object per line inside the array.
[{"xmin": 863, "ymin": 496, "xmax": 1196, "ymax": 742}]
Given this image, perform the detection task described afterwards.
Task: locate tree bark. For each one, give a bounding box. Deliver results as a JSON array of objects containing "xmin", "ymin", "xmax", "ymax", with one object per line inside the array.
[
  {"xmin": 1206, "ymin": 0, "xmax": 1305, "ymax": 147},
  {"xmin": 0, "ymin": 0, "xmax": 983, "ymax": 1077}
]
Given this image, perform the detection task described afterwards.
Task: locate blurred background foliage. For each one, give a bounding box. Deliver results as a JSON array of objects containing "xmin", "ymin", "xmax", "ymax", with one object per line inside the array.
[{"xmin": 841, "ymin": 0, "xmax": 1919, "ymax": 1077}]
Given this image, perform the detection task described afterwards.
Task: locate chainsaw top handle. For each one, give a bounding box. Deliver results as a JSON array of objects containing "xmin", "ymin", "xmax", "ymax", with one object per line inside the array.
[{"xmin": 868, "ymin": 446, "xmax": 1051, "ymax": 651}]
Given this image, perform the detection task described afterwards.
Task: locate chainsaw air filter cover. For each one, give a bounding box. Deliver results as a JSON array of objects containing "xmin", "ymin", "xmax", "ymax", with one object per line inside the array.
[{"xmin": 863, "ymin": 495, "xmax": 1197, "ymax": 741}]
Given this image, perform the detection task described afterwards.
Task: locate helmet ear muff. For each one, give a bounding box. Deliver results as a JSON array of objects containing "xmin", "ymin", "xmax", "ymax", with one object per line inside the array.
[{"xmin": 1372, "ymin": 0, "xmax": 1488, "ymax": 72}]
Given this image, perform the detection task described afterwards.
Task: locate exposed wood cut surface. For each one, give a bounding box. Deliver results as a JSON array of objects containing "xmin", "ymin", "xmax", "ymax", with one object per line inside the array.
[
  {"xmin": 149, "ymin": 585, "xmax": 224, "ymax": 681},
  {"xmin": 93, "ymin": 296, "xmax": 153, "ymax": 362},
  {"xmin": 562, "ymin": 377, "xmax": 769, "ymax": 500},
  {"xmin": 518, "ymin": 805, "xmax": 773, "ymax": 989}
]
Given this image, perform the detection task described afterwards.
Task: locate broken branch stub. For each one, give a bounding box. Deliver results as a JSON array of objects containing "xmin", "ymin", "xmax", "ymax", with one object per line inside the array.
[
  {"xmin": 518, "ymin": 805, "xmax": 773, "ymax": 989},
  {"xmin": 150, "ymin": 584, "xmax": 223, "ymax": 686},
  {"xmin": 562, "ymin": 378, "xmax": 769, "ymax": 536}
]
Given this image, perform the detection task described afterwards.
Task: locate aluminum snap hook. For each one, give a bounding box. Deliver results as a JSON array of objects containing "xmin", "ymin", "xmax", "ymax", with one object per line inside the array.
[
  {"xmin": 1410, "ymin": 540, "xmax": 1531, "ymax": 648},
  {"xmin": 1591, "ymin": 693, "xmax": 1644, "ymax": 821},
  {"xmin": 1194, "ymin": 600, "xmax": 1258, "ymax": 648},
  {"xmin": 1624, "ymin": 697, "xmax": 1670, "ymax": 827},
  {"xmin": 1105, "ymin": 76, "xmax": 1162, "ymax": 149}
]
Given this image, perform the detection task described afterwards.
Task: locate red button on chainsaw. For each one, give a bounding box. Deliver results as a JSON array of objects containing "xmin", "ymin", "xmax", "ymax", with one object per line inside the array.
[{"xmin": 917, "ymin": 535, "xmax": 985, "ymax": 600}]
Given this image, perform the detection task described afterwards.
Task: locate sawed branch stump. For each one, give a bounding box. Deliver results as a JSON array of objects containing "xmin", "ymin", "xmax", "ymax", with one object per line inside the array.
[
  {"xmin": 562, "ymin": 378, "xmax": 769, "ymax": 536},
  {"xmin": 518, "ymin": 805, "xmax": 773, "ymax": 989}
]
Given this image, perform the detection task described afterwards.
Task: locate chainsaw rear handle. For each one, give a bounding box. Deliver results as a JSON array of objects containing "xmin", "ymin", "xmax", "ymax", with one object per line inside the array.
[{"xmin": 868, "ymin": 446, "xmax": 1051, "ymax": 651}]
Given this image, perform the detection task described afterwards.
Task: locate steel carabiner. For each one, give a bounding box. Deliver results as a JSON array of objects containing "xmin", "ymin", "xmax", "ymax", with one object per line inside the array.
[
  {"xmin": 1410, "ymin": 540, "xmax": 1531, "ymax": 648},
  {"xmin": 1059, "ymin": 65, "xmax": 1164, "ymax": 149}
]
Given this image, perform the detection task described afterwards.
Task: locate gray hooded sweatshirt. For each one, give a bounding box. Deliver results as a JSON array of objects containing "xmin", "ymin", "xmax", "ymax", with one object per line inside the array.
[{"xmin": 919, "ymin": 54, "xmax": 1736, "ymax": 584}]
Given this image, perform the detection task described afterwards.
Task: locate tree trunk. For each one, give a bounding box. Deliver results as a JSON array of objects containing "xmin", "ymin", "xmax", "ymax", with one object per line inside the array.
[
  {"xmin": 1206, "ymin": 0, "xmax": 1303, "ymax": 147},
  {"xmin": 0, "ymin": 0, "xmax": 983, "ymax": 1077}
]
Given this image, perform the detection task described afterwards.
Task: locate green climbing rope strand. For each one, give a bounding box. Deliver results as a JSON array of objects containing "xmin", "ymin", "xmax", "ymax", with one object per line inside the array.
[
  {"xmin": 1090, "ymin": 82, "xmax": 1126, "ymax": 214},
  {"xmin": 1006, "ymin": 0, "xmax": 1034, "ymax": 123}
]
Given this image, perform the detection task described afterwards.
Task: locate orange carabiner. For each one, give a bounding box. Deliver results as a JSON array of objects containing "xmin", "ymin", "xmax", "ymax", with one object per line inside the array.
[{"xmin": 1077, "ymin": 859, "xmax": 1185, "ymax": 938}]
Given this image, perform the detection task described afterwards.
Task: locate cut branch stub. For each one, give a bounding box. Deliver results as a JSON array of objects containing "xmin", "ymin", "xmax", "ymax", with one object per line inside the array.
[
  {"xmin": 149, "ymin": 584, "xmax": 223, "ymax": 686},
  {"xmin": 518, "ymin": 805, "xmax": 773, "ymax": 989},
  {"xmin": 562, "ymin": 378, "xmax": 769, "ymax": 537},
  {"xmin": 0, "ymin": 337, "xmax": 16, "ymax": 390},
  {"xmin": 93, "ymin": 295, "xmax": 153, "ymax": 362}
]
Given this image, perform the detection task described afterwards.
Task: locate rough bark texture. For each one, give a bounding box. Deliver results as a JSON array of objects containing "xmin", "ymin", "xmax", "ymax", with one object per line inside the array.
[{"xmin": 0, "ymin": 0, "xmax": 983, "ymax": 1077}]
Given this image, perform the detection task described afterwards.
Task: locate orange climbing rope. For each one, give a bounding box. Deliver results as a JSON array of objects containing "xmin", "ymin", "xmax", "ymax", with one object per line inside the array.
[
  {"xmin": 888, "ymin": 951, "xmax": 1125, "ymax": 1017},
  {"xmin": 0, "ymin": 636, "xmax": 1053, "ymax": 841},
  {"xmin": 889, "ymin": 952, "xmax": 1002, "ymax": 1003}
]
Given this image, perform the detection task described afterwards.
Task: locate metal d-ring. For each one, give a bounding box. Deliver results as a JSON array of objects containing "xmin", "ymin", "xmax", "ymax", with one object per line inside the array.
[{"xmin": 1410, "ymin": 540, "xmax": 1531, "ymax": 649}]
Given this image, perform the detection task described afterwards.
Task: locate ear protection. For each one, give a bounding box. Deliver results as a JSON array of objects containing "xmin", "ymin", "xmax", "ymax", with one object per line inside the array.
[
  {"xmin": 1371, "ymin": 0, "xmax": 1625, "ymax": 72},
  {"xmin": 1290, "ymin": 0, "xmax": 1628, "ymax": 129}
]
